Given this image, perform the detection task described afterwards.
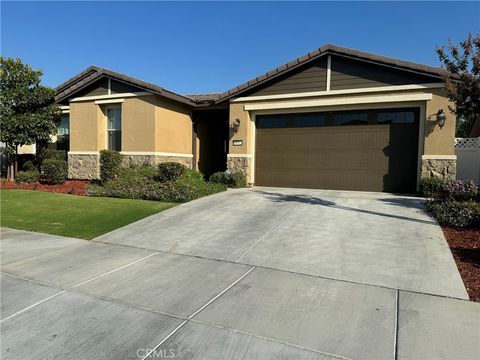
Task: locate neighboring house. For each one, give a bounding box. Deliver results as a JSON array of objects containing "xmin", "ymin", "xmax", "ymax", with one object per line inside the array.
[{"xmin": 54, "ymin": 44, "xmax": 457, "ymax": 193}]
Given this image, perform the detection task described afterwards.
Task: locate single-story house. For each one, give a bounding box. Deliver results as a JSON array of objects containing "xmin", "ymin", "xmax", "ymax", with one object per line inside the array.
[{"xmin": 54, "ymin": 44, "xmax": 457, "ymax": 193}]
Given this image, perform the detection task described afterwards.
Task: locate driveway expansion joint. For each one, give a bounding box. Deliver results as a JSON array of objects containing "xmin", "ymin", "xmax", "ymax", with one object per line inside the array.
[
  {"xmin": 393, "ymin": 289, "xmax": 399, "ymax": 360},
  {"xmin": 141, "ymin": 266, "xmax": 256, "ymax": 360},
  {"xmin": 235, "ymin": 203, "xmax": 303, "ymax": 263},
  {"xmin": 0, "ymin": 251, "xmax": 161, "ymax": 323},
  {"xmin": 70, "ymin": 238, "xmax": 471, "ymax": 302},
  {"xmin": 189, "ymin": 318, "xmax": 354, "ymax": 360}
]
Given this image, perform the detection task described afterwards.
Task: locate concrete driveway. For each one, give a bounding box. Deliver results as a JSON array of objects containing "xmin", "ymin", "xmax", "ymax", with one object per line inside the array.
[{"xmin": 1, "ymin": 188, "xmax": 479, "ymax": 360}]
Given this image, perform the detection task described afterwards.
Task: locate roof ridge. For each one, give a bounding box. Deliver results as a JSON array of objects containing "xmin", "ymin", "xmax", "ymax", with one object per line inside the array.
[
  {"xmin": 213, "ymin": 43, "xmax": 448, "ymax": 103},
  {"xmin": 55, "ymin": 43, "xmax": 450, "ymax": 106}
]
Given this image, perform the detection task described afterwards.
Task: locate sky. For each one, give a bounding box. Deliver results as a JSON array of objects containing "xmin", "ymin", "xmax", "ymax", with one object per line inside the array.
[{"xmin": 1, "ymin": 1, "xmax": 479, "ymax": 94}]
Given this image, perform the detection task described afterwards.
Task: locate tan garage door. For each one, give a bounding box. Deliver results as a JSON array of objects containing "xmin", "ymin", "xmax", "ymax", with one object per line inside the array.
[{"xmin": 255, "ymin": 108, "xmax": 419, "ymax": 193}]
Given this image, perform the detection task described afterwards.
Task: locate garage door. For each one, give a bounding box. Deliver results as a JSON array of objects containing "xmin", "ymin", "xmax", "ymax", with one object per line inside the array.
[{"xmin": 255, "ymin": 108, "xmax": 419, "ymax": 193}]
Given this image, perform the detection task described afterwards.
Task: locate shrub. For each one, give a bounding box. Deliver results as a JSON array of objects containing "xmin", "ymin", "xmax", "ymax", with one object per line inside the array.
[
  {"xmin": 210, "ymin": 170, "xmax": 246, "ymax": 188},
  {"xmin": 426, "ymin": 199, "xmax": 480, "ymax": 228},
  {"xmin": 22, "ymin": 160, "xmax": 37, "ymax": 172},
  {"xmin": 119, "ymin": 165, "xmax": 158, "ymax": 180},
  {"xmin": 159, "ymin": 172, "xmax": 226, "ymax": 202},
  {"xmin": 420, "ymin": 178, "xmax": 479, "ymax": 201},
  {"xmin": 155, "ymin": 162, "xmax": 187, "ymax": 182},
  {"xmin": 15, "ymin": 170, "xmax": 40, "ymax": 184},
  {"xmin": 38, "ymin": 149, "xmax": 67, "ymax": 163},
  {"xmin": 420, "ymin": 177, "xmax": 448, "ymax": 198},
  {"xmin": 100, "ymin": 150, "xmax": 123, "ymax": 183},
  {"xmin": 92, "ymin": 166, "xmax": 226, "ymax": 202},
  {"xmin": 42, "ymin": 159, "xmax": 68, "ymax": 184},
  {"xmin": 444, "ymin": 180, "xmax": 478, "ymax": 201}
]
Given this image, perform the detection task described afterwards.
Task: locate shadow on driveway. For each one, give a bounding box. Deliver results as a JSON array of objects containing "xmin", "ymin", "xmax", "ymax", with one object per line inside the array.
[{"xmin": 253, "ymin": 189, "xmax": 436, "ymax": 226}]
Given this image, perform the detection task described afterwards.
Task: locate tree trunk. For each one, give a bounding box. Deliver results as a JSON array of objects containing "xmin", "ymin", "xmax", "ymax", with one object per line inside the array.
[
  {"xmin": 14, "ymin": 145, "xmax": 19, "ymax": 179},
  {"xmin": 7, "ymin": 164, "xmax": 14, "ymax": 181}
]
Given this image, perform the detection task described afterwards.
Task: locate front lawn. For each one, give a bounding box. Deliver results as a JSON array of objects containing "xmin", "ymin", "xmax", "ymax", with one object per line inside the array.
[{"xmin": 1, "ymin": 190, "xmax": 176, "ymax": 240}]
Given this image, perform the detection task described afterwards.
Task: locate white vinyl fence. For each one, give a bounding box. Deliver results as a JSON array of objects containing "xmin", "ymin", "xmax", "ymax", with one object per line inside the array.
[{"xmin": 455, "ymin": 137, "xmax": 480, "ymax": 184}]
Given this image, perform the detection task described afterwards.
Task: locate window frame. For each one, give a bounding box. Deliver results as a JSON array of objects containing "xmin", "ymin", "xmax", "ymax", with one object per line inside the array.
[
  {"xmin": 56, "ymin": 114, "xmax": 70, "ymax": 151},
  {"xmin": 256, "ymin": 107, "xmax": 419, "ymax": 129},
  {"xmin": 105, "ymin": 104, "xmax": 122, "ymax": 151}
]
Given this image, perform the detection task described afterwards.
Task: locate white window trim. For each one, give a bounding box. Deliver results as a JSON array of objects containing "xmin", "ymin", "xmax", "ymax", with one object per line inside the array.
[{"xmin": 231, "ymin": 83, "xmax": 443, "ymax": 103}]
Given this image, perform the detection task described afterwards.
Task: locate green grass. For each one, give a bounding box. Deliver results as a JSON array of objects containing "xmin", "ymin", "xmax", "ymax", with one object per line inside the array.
[{"xmin": 1, "ymin": 190, "xmax": 176, "ymax": 240}]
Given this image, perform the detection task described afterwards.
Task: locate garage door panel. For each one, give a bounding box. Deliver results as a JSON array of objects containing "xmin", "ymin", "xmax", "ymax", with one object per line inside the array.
[
  {"xmin": 255, "ymin": 109, "xmax": 419, "ymax": 192},
  {"xmin": 256, "ymin": 150, "xmax": 388, "ymax": 171},
  {"xmin": 255, "ymin": 168, "xmax": 386, "ymax": 191},
  {"xmin": 257, "ymin": 126, "xmax": 390, "ymax": 150}
]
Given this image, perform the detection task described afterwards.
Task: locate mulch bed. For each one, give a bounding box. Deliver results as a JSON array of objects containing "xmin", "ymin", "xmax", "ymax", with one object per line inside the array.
[
  {"xmin": 1, "ymin": 180, "xmax": 90, "ymax": 196},
  {"xmin": 442, "ymin": 226, "xmax": 480, "ymax": 302}
]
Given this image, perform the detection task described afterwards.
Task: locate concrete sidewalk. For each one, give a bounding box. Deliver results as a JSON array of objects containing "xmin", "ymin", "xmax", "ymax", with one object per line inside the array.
[{"xmin": 1, "ymin": 188, "xmax": 478, "ymax": 359}]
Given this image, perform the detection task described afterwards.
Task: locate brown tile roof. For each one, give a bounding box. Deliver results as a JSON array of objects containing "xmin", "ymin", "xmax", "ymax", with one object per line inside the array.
[
  {"xmin": 55, "ymin": 44, "xmax": 451, "ymax": 107},
  {"xmin": 55, "ymin": 66, "xmax": 197, "ymax": 106},
  {"xmin": 184, "ymin": 93, "xmax": 221, "ymax": 102},
  {"xmin": 213, "ymin": 44, "xmax": 451, "ymax": 103}
]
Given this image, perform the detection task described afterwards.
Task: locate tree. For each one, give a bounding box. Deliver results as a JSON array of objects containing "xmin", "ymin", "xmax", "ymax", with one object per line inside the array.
[
  {"xmin": 0, "ymin": 57, "xmax": 60, "ymax": 179},
  {"xmin": 436, "ymin": 33, "xmax": 480, "ymax": 137}
]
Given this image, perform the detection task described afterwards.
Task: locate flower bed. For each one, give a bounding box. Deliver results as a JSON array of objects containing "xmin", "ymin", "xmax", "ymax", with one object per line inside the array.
[
  {"xmin": 442, "ymin": 226, "xmax": 480, "ymax": 302},
  {"xmin": 1, "ymin": 180, "xmax": 90, "ymax": 196}
]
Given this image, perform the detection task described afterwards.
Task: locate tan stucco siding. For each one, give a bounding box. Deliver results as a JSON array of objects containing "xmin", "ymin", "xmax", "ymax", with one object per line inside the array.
[
  {"xmin": 154, "ymin": 97, "xmax": 193, "ymax": 154},
  {"xmin": 70, "ymin": 102, "xmax": 102, "ymax": 151},
  {"xmin": 121, "ymin": 96, "xmax": 156, "ymax": 152},
  {"xmin": 229, "ymin": 103, "xmax": 252, "ymax": 154},
  {"xmin": 424, "ymin": 88, "xmax": 456, "ymax": 155}
]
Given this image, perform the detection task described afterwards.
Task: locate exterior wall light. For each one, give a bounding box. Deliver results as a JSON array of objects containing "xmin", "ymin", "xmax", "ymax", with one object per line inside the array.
[
  {"xmin": 437, "ymin": 109, "xmax": 446, "ymax": 127},
  {"xmin": 231, "ymin": 118, "xmax": 241, "ymax": 133}
]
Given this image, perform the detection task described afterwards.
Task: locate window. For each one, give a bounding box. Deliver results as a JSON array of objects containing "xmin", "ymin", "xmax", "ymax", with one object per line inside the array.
[
  {"xmin": 294, "ymin": 113, "xmax": 325, "ymax": 127},
  {"xmin": 257, "ymin": 115, "xmax": 288, "ymax": 128},
  {"xmin": 377, "ymin": 111, "xmax": 415, "ymax": 124},
  {"xmin": 333, "ymin": 112, "xmax": 368, "ymax": 126},
  {"xmin": 106, "ymin": 106, "xmax": 121, "ymax": 151},
  {"xmin": 56, "ymin": 115, "xmax": 70, "ymax": 151}
]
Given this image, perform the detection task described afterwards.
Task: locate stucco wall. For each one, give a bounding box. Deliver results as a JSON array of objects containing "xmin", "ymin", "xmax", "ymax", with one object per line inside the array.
[
  {"xmin": 155, "ymin": 97, "xmax": 193, "ymax": 154},
  {"xmin": 69, "ymin": 95, "xmax": 193, "ymax": 154},
  {"xmin": 424, "ymin": 88, "xmax": 456, "ymax": 155},
  {"xmin": 122, "ymin": 96, "xmax": 156, "ymax": 152},
  {"xmin": 70, "ymin": 102, "xmax": 102, "ymax": 151},
  {"xmin": 229, "ymin": 103, "xmax": 252, "ymax": 155}
]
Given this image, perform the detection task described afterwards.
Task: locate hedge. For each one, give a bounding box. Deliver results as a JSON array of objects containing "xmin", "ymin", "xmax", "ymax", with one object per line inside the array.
[
  {"xmin": 42, "ymin": 159, "xmax": 68, "ymax": 184},
  {"xmin": 100, "ymin": 150, "xmax": 123, "ymax": 183}
]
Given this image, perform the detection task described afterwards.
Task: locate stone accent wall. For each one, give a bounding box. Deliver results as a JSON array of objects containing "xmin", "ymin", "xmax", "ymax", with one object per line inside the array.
[
  {"xmin": 122, "ymin": 155, "xmax": 156, "ymax": 167},
  {"xmin": 227, "ymin": 156, "xmax": 252, "ymax": 184},
  {"xmin": 421, "ymin": 159, "xmax": 456, "ymax": 180},
  {"xmin": 122, "ymin": 154, "xmax": 193, "ymax": 168},
  {"xmin": 69, "ymin": 153, "xmax": 193, "ymax": 180},
  {"xmin": 156, "ymin": 156, "xmax": 193, "ymax": 168},
  {"xmin": 68, "ymin": 153, "xmax": 100, "ymax": 180}
]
